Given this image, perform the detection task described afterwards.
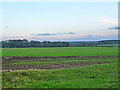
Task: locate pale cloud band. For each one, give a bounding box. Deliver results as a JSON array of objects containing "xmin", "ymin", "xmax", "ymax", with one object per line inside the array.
[{"xmin": 97, "ymin": 17, "xmax": 117, "ymax": 26}]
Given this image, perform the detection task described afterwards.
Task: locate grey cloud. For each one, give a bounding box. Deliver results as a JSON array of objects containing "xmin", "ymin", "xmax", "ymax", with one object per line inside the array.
[
  {"xmin": 31, "ymin": 32, "xmax": 75, "ymax": 36},
  {"xmin": 31, "ymin": 33, "xmax": 56, "ymax": 36},
  {"xmin": 108, "ymin": 26, "xmax": 120, "ymax": 30},
  {"xmin": 61, "ymin": 32, "xmax": 75, "ymax": 34},
  {"xmin": 4, "ymin": 26, "xmax": 8, "ymax": 29},
  {"xmin": 87, "ymin": 34, "xmax": 93, "ymax": 38}
]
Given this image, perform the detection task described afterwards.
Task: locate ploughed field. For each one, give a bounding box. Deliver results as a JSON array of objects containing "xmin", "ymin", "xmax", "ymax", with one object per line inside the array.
[
  {"xmin": 2, "ymin": 47, "xmax": 119, "ymax": 88},
  {"xmin": 2, "ymin": 56, "xmax": 118, "ymax": 71}
]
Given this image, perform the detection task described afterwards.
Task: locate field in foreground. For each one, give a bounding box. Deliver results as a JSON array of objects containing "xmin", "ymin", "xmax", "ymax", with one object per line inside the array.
[
  {"xmin": 2, "ymin": 56, "xmax": 119, "ymax": 88},
  {"xmin": 2, "ymin": 62, "xmax": 118, "ymax": 88},
  {"xmin": 2, "ymin": 47, "xmax": 118, "ymax": 56},
  {"xmin": 2, "ymin": 47, "xmax": 119, "ymax": 88}
]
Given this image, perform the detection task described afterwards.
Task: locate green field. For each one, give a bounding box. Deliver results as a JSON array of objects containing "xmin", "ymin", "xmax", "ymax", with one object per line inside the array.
[
  {"xmin": 2, "ymin": 62, "xmax": 118, "ymax": 88},
  {"xmin": 2, "ymin": 47, "xmax": 119, "ymax": 88},
  {"xmin": 2, "ymin": 47, "xmax": 118, "ymax": 56}
]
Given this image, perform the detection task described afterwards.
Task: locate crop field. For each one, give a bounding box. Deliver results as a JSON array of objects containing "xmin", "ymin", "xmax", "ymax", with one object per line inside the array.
[
  {"xmin": 2, "ymin": 47, "xmax": 119, "ymax": 88},
  {"xmin": 2, "ymin": 47, "xmax": 118, "ymax": 56}
]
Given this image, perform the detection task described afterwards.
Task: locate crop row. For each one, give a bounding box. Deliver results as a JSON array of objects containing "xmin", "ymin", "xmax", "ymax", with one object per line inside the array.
[{"xmin": 2, "ymin": 56, "xmax": 118, "ymax": 70}]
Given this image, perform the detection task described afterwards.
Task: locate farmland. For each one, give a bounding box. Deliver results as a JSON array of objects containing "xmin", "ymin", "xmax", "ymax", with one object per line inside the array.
[
  {"xmin": 2, "ymin": 47, "xmax": 119, "ymax": 88},
  {"xmin": 2, "ymin": 47, "xmax": 118, "ymax": 56}
]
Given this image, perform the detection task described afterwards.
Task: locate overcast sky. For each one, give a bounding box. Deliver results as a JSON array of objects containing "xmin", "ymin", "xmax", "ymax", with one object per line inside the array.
[{"xmin": 1, "ymin": 2, "xmax": 118, "ymax": 41}]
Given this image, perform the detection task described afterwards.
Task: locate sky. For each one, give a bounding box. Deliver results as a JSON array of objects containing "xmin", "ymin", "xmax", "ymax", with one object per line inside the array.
[{"xmin": 1, "ymin": 2, "xmax": 118, "ymax": 41}]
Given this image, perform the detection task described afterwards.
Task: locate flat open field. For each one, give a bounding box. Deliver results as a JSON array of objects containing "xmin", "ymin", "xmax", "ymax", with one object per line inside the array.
[
  {"xmin": 2, "ymin": 47, "xmax": 119, "ymax": 88},
  {"xmin": 2, "ymin": 47, "xmax": 118, "ymax": 56}
]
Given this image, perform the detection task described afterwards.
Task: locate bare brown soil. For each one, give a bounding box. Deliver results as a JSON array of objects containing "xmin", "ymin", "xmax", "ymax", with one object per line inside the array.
[
  {"xmin": 2, "ymin": 56, "xmax": 118, "ymax": 60},
  {"xmin": 2, "ymin": 56, "xmax": 118, "ymax": 71}
]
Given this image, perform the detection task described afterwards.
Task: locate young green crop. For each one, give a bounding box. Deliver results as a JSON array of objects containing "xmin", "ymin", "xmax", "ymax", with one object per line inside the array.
[
  {"xmin": 2, "ymin": 47, "xmax": 118, "ymax": 88},
  {"xmin": 8, "ymin": 58, "xmax": 118, "ymax": 65},
  {"xmin": 2, "ymin": 47, "xmax": 118, "ymax": 56},
  {"xmin": 9, "ymin": 60, "xmax": 89, "ymax": 65},
  {"xmin": 2, "ymin": 62, "xmax": 118, "ymax": 88}
]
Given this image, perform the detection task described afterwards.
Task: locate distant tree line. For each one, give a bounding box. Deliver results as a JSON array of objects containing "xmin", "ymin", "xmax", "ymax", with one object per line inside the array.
[
  {"xmin": 1, "ymin": 39, "xmax": 69, "ymax": 48},
  {"xmin": 69, "ymin": 40, "xmax": 119, "ymax": 47},
  {"xmin": 0, "ymin": 39, "xmax": 119, "ymax": 48}
]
